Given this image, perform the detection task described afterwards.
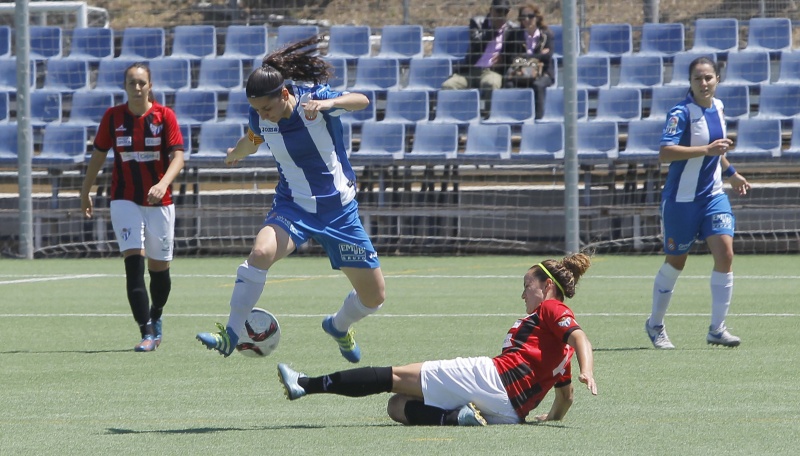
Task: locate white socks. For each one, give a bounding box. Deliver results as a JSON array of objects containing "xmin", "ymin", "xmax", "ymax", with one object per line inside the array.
[
  {"xmin": 649, "ymin": 263, "xmax": 681, "ymax": 328},
  {"xmin": 710, "ymin": 271, "xmax": 733, "ymax": 331},
  {"xmin": 227, "ymin": 261, "xmax": 268, "ymax": 338},
  {"xmin": 331, "ymin": 289, "xmax": 380, "ymax": 333}
]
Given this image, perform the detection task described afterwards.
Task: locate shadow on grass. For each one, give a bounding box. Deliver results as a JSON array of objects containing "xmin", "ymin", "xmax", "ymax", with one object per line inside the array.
[
  {"xmin": 0, "ymin": 349, "xmax": 130, "ymax": 354},
  {"xmin": 593, "ymin": 347, "xmax": 651, "ymax": 352},
  {"xmin": 106, "ymin": 423, "xmax": 398, "ymax": 434}
]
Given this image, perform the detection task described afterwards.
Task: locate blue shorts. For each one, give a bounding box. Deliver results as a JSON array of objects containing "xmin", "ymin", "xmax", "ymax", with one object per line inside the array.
[
  {"xmin": 660, "ymin": 192, "xmax": 735, "ymax": 255},
  {"xmin": 265, "ymin": 199, "xmax": 379, "ymax": 270}
]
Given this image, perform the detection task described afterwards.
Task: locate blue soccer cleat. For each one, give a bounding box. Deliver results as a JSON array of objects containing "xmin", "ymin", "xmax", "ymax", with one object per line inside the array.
[
  {"xmin": 152, "ymin": 319, "xmax": 163, "ymax": 348},
  {"xmin": 196, "ymin": 323, "xmax": 239, "ymax": 357},
  {"xmin": 277, "ymin": 363, "xmax": 308, "ymax": 401},
  {"xmin": 322, "ymin": 316, "xmax": 361, "ymax": 363},
  {"xmin": 134, "ymin": 334, "xmax": 157, "ymax": 352},
  {"xmin": 456, "ymin": 403, "xmax": 487, "ymax": 426}
]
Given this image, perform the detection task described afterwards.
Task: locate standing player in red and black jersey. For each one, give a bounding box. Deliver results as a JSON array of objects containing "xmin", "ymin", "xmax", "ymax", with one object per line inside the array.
[
  {"xmin": 80, "ymin": 63, "xmax": 185, "ymax": 352},
  {"xmin": 277, "ymin": 253, "xmax": 598, "ymax": 426}
]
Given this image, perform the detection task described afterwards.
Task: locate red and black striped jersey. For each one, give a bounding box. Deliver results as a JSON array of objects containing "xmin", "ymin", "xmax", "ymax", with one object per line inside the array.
[
  {"xmin": 93, "ymin": 102, "xmax": 183, "ymax": 206},
  {"xmin": 492, "ymin": 298, "xmax": 581, "ymax": 420}
]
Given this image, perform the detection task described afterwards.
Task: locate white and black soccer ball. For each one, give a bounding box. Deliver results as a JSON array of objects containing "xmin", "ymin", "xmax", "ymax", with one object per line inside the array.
[{"xmin": 236, "ymin": 307, "xmax": 281, "ymax": 358}]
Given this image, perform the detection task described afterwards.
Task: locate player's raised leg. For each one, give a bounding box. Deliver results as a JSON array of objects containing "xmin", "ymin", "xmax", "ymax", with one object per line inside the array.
[{"xmin": 324, "ymin": 267, "xmax": 385, "ymax": 363}]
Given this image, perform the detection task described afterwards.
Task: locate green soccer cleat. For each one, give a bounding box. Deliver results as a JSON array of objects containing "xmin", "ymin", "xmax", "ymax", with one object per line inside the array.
[
  {"xmin": 322, "ymin": 316, "xmax": 361, "ymax": 363},
  {"xmin": 196, "ymin": 323, "xmax": 239, "ymax": 357}
]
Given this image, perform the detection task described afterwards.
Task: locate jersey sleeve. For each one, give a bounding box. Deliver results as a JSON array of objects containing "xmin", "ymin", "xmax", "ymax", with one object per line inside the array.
[
  {"xmin": 93, "ymin": 107, "xmax": 114, "ymax": 153},
  {"xmin": 246, "ymin": 108, "xmax": 265, "ymax": 146},
  {"xmin": 163, "ymin": 107, "xmax": 184, "ymax": 153},
  {"xmin": 540, "ymin": 299, "xmax": 581, "ymax": 344},
  {"xmin": 661, "ymin": 105, "xmax": 688, "ymax": 146},
  {"xmin": 310, "ymin": 84, "xmax": 349, "ymax": 117}
]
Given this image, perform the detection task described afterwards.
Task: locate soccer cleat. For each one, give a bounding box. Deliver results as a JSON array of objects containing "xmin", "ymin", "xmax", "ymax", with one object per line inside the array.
[
  {"xmin": 196, "ymin": 323, "xmax": 239, "ymax": 357},
  {"xmin": 277, "ymin": 363, "xmax": 307, "ymax": 401},
  {"xmin": 456, "ymin": 403, "xmax": 487, "ymax": 426},
  {"xmin": 322, "ymin": 316, "xmax": 361, "ymax": 363},
  {"xmin": 134, "ymin": 334, "xmax": 157, "ymax": 352},
  {"xmin": 645, "ymin": 320, "xmax": 675, "ymax": 349},
  {"xmin": 707, "ymin": 325, "xmax": 741, "ymax": 347},
  {"xmin": 152, "ymin": 319, "xmax": 163, "ymax": 348}
]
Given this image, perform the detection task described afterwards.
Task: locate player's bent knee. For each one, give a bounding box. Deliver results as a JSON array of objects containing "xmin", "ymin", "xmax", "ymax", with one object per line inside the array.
[{"xmin": 386, "ymin": 394, "xmax": 410, "ymax": 424}]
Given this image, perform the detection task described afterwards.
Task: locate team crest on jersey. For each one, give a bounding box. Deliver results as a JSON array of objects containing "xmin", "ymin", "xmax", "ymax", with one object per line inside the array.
[
  {"xmin": 712, "ymin": 213, "xmax": 733, "ymax": 230},
  {"xmin": 150, "ymin": 123, "xmax": 163, "ymax": 136},
  {"xmin": 666, "ymin": 237, "xmax": 676, "ymax": 251},
  {"xmin": 339, "ymin": 244, "xmax": 366, "ymax": 262},
  {"xmin": 121, "ymin": 227, "xmax": 131, "ymax": 241},
  {"xmin": 557, "ymin": 316, "xmax": 573, "ymax": 328},
  {"xmin": 666, "ymin": 116, "xmax": 679, "ymax": 134}
]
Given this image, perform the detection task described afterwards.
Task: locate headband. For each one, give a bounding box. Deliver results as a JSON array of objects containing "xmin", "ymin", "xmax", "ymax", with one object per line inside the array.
[
  {"xmin": 247, "ymin": 84, "xmax": 284, "ymax": 98},
  {"xmin": 537, "ymin": 263, "xmax": 566, "ymax": 297}
]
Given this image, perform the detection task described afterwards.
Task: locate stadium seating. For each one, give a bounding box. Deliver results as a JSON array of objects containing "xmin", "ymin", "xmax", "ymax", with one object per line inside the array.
[
  {"xmin": 728, "ymin": 118, "xmax": 782, "ymax": 161},
  {"xmin": 196, "ymin": 57, "xmax": 244, "ymax": 93},
  {"xmin": 381, "ymin": 90, "xmax": 430, "ymax": 126},
  {"xmin": 0, "ymin": 123, "xmax": 20, "ymax": 166},
  {"xmin": 30, "ymin": 26, "xmax": 63, "ymax": 60},
  {"xmin": 430, "ymin": 26, "xmax": 470, "ymax": 64},
  {"xmin": 753, "ymin": 84, "xmax": 800, "ymax": 121},
  {"xmin": 221, "ymin": 89, "xmax": 249, "ymax": 124},
  {"xmin": 586, "ymin": 23, "xmax": 632, "ymax": 61},
  {"xmin": 170, "ymin": 25, "xmax": 217, "ymax": 61},
  {"xmin": 722, "ymin": 51, "xmax": 770, "ymax": 87},
  {"xmin": 30, "ymin": 91, "xmax": 62, "ymax": 127},
  {"xmin": 64, "ymin": 27, "xmax": 114, "ymax": 61},
  {"xmin": 173, "ymin": 90, "xmax": 218, "ymax": 126},
  {"xmin": 782, "ymin": 121, "xmax": 800, "ymax": 159},
  {"xmin": 180, "ymin": 124, "xmax": 191, "ymax": 154},
  {"xmin": 773, "ymin": 51, "xmax": 800, "ymax": 86},
  {"xmin": 646, "ymin": 86, "xmax": 690, "ymax": 120},
  {"xmin": 375, "ymin": 25, "xmax": 423, "ymax": 62},
  {"xmin": 148, "ymin": 58, "xmax": 192, "ymax": 93},
  {"xmin": 349, "ymin": 57, "xmax": 400, "ymax": 93},
  {"xmin": 482, "ymin": 88, "xmax": 535, "ymax": 125},
  {"xmin": 326, "ymin": 25, "xmax": 371, "ymax": 62},
  {"xmin": 577, "ymin": 121, "xmax": 619, "ymax": 162},
  {"xmin": 538, "ymin": 88, "xmax": 588, "ymax": 123},
  {"xmin": 404, "ymin": 57, "xmax": 452, "ymax": 92},
  {"xmin": 341, "ymin": 121, "xmax": 351, "ymax": 156},
  {"xmin": 352, "ymin": 121, "xmax": 405, "ymax": 163},
  {"xmin": 275, "ymin": 25, "xmax": 319, "ymax": 50},
  {"xmin": 119, "ymin": 27, "xmax": 165, "ymax": 60},
  {"xmin": 94, "ymin": 58, "xmax": 138, "ymax": 95},
  {"xmin": 593, "ymin": 88, "xmax": 642, "ymax": 123},
  {"xmin": 618, "ymin": 119, "xmax": 664, "ymax": 163},
  {"xmin": 742, "ymin": 17, "xmax": 792, "ymax": 55},
  {"xmin": 516, "ymin": 122, "xmax": 565, "ymax": 162},
  {"xmin": 713, "ymin": 85, "xmax": 749, "ymax": 122},
  {"xmin": 428, "ymin": 89, "xmax": 480, "ymax": 127},
  {"xmin": 576, "ymin": 55, "xmax": 611, "ymax": 90},
  {"xmin": 666, "ymin": 52, "xmax": 715, "ymax": 86},
  {"xmin": 463, "ymin": 124, "xmax": 511, "ymax": 161},
  {"xmin": 0, "ymin": 25, "xmax": 9, "ymax": 58},
  {"xmin": 43, "ymin": 59, "xmax": 91, "ymax": 93},
  {"xmin": 0, "ymin": 91, "xmax": 7, "ymax": 123},
  {"xmin": 66, "ymin": 90, "xmax": 115, "ymax": 127},
  {"xmin": 323, "ymin": 57, "xmax": 348, "ymax": 91},
  {"xmin": 222, "ymin": 25, "xmax": 268, "ymax": 60},
  {"xmin": 339, "ymin": 90, "xmax": 376, "ymax": 126},
  {"xmin": 549, "ymin": 24, "xmax": 581, "ymax": 59},
  {"xmin": 690, "ymin": 18, "xmax": 739, "ymax": 56},
  {"xmin": 408, "ymin": 122, "xmax": 459, "ymax": 161},
  {"xmin": 192, "ymin": 122, "xmax": 244, "ymax": 166},
  {"xmin": 615, "ymin": 55, "xmax": 664, "ymax": 88},
  {"xmin": 637, "ymin": 22, "xmax": 684, "ymax": 58},
  {"xmin": 35, "ymin": 124, "xmax": 87, "ymax": 169}
]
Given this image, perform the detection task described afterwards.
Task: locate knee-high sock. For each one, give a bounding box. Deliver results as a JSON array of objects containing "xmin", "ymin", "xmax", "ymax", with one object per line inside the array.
[
  {"xmin": 148, "ymin": 268, "xmax": 171, "ymax": 322},
  {"xmin": 403, "ymin": 400, "xmax": 460, "ymax": 426},
  {"xmin": 331, "ymin": 289, "xmax": 381, "ymax": 333},
  {"xmin": 299, "ymin": 366, "xmax": 393, "ymax": 397},
  {"xmin": 649, "ymin": 263, "xmax": 681, "ymax": 327},
  {"xmin": 227, "ymin": 261, "xmax": 268, "ymax": 338},
  {"xmin": 124, "ymin": 255, "xmax": 150, "ymax": 335},
  {"xmin": 710, "ymin": 271, "xmax": 733, "ymax": 331}
]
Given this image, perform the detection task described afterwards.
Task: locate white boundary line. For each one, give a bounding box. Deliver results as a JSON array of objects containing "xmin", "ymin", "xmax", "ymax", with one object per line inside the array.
[{"xmin": 1, "ymin": 312, "xmax": 798, "ymax": 318}]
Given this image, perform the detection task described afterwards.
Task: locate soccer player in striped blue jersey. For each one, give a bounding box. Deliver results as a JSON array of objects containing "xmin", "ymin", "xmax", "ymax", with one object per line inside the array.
[
  {"xmin": 197, "ymin": 36, "xmax": 384, "ymax": 363},
  {"xmin": 646, "ymin": 56, "xmax": 751, "ymax": 350}
]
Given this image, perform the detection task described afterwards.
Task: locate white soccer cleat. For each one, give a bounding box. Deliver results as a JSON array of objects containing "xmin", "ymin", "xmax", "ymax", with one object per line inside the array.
[
  {"xmin": 645, "ymin": 320, "xmax": 675, "ymax": 350},
  {"xmin": 707, "ymin": 325, "xmax": 741, "ymax": 347}
]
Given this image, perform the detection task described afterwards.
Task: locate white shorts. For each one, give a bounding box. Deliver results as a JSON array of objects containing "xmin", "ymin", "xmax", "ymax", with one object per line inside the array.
[
  {"xmin": 420, "ymin": 356, "xmax": 520, "ymax": 424},
  {"xmin": 110, "ymin": 200, "xmax": 175, "ymax": 261}
]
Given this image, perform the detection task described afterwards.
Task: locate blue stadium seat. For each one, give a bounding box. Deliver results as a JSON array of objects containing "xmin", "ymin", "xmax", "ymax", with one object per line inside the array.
[
  {"xmin": 516, "ymin": 122, "xmax": 564, "ymax": 162},
  {"xmin": 404, "ymin": 57, "xmax": 452, "ymax": 92},
  {"xmin": 94, "ymin": 59, "xmax": 138, "ymax": 95},
  {"xmin": 774, "ymin": 51, "xmax": 800, "ymax": 85},
  {"xmin": 43, "ymin": 59, "xmax": 90, "ymax": 93},
  {"xmin": 0, "ymin": 123, "xmax": 21, "ymax": 166},
  {"xmin": 429, "ymin": 89, "xmax": 480, "ymax": 126},
  {"xmin": 350, "ymin": 57, "xmax": 400, "ymax": 93},
  {"xmin": 376, "ymin": 25, "xmax": 423, "ymax": 63},
  {"xmin": 463, "ymin": 123, "xmax": 511, "ymax": 161},
  {"xmin": 119, "ymin": 27, "xmax": 165, "ymax": 60},
  {"xmin": 690, "ymin": 18, "xmax": 739, "ymax": 56},
  {"xmin": 753, "ymin": 84, "xmax": 800, "ymax": 121},
  {"xmin": 713, "ymin": 85, "xmax": 749, "ymax": 121},
  {"xmin": 593, "ymin": 88, "xmax": 642, "ymax": 123},
  {"xmin": 222, "ymin": 25, "xmax": 268, "ymax": 60},
  {"xmin": 408, "ymin": 122, "xmax": 459, "ymax": 161},
  {"xmin": 0, "ymin": 91, "xmax": 7, "ymax": 123},
  {"xmin": 179, "ymin": 124, "xmax": 192, "ymax": 155},
  {"xmin": 743, "ymin": 17, "xmax": 792, "ymax": 55},
  {"xmin": 222, "ymin": 90, "xmax": 250, "ymax": 124},
  {"xmin": 666, "ymin": 52, "xmax": 715, "ymax": 86},
  {"xmin": 196, "ymin": 57, "xmax": 243, "ymax": 93},
  {"xmin": 722, "ymin": 51, "xmax": 770, "ymax": 87},
  {"xmin": 638, "ymin": 22, "xmax": 684, "ymax": 58},
  {"xmin": 30, "ymin": 91, "xmax": 62, "ymax": 127},
  {"xmin": 30, "ymin": 26, "xmax": 63, "ymax": 60},
  {"xmin": 729, "ymin": 118, "xmax": 782, "ymax": 161},
  {"xmin": 174, "ymin": 90, "xmax": 218, "ymax": 126},
  {"xmin": 67, "ymin": 90, "xmax": 115, "ymax": 127},
  {"xmin": 577, "ymin": 55, "xmax": 611, "ymax": 90},
  {"xmin": 275, "ymin": 25, "xmax": 320, "ymax": 49},
  {"xmin": 782, "ymin": 120, "xmax": 800, "ymax": 160},
  {"xmin": 192, "ymin": 122, "xmax": 245, "ymax": 166},
  {"xmin": 171, "ymin": 25, "xmax": 217, "ymax": 61},
  {"xmin": 538, "ymin": 88, "xmax": 588, "ymax": 123},
  {"xmin": 0, "ymin": 58, "xmax": 35, "ymax": 92},
  {"xmin": 577, "ymin": 121, "xmax": 619, "ymax": 163},
  {"xmin": 482, "ymin": 88, "xmax": 535, "ymax": 125},
  {"xmin": 381, "ymin": 90, "xmax": 429, "ymax": 126},
  {"xmin": 618, "ymin": 120, "xmax": 664, "ymax": 163},
  {"xmin": 35, "ymin": 124, "xmax": 87, "ymax": 169},
  {"xmin": 550, "ymin": 24, "xmax": 581, "ymax": 59},
  {"xmin": 341, "ymin": 121, "xmax": 352, "ymax": 156},
  {"xmin": 326, "ymin": 25, "xmax": 371, "ymax": 62},
  {"xmin": 352, "ymin": 121, "xmax": 405, "ymax": 163},
  {"xmin": 586, "ymin": 23, "xmax": 632, "ymax": 61},
  {"xmin": 65, "ymin": 27, "xmax": 114, "ymax": 61},
  {"xmin": 430, "ymin": 26, "xmax": 470, "ymax": 64},
  {"xmin": 0, "ymin": 26, "xmax": 9, "ymax": 58},
  {"xmin": 646, "ymin": 86, "xmax": 690, "ymax": 120},
  {"xmin": 148, "ymin": 58, "xmax": 192, "ymax": 93},
  {"xmin": 616, "ymin": 55, "xmax": 663, "ymax": 88},
  {"xmin": 323, "ymin": 57, "xmax": 348, "ymax": 91},
  {"xmin": 339, "ymin": 90, "xmax": 376, "ymax": 126}
]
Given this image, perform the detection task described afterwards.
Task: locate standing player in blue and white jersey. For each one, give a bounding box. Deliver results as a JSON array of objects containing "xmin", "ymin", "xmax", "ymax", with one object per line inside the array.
[
  {"xmin": 645, "ymin": 56, "xmax": 751, "ymax": 350},
  {"xmin": 197, "ymin": 36, "xmax": 384, "ymax": 363}
]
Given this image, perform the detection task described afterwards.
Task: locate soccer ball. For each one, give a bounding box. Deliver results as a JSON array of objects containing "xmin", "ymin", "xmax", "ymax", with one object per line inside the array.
[{"xmin": 236, "ymin": 307, "xmax": 281, "ymax": 357}]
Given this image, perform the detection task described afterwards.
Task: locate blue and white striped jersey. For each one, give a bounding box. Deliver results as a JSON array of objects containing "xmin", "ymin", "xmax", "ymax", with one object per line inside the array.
[
  {"xmin": 660, "ymin": 94, "xmax": 726, "ymax": 203},
  {"xmin": 248, "ymin": 84, "xmax": 356, "ymax": 214}
]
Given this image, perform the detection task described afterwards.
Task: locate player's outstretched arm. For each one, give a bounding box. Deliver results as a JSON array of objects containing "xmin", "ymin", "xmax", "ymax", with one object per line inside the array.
[
  {"xmin": 533, "ymin": 383, "xmax": 573, "ymax": 422},
  {"xmin": 225, "ymin": 135, "xmax": 260, "ymax": 166},
  {"xmin": 568, "ymin": 329, "xmax": 598, "ymax": 396}
]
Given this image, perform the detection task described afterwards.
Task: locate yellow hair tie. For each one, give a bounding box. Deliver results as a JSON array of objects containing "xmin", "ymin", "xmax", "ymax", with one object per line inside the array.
[{"xmin": 538, "ymin": 263, "xmax": 566, "ymax": 297}]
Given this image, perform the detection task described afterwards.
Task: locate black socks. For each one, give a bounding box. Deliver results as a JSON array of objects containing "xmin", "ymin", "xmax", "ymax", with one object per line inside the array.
[
  {"xmin": 299, "ymin": 366, "xmax": 393, "ymax": 397},
  {"xmin": 148, "ymin": 268, "xmax": 171, "ymax": 322}
]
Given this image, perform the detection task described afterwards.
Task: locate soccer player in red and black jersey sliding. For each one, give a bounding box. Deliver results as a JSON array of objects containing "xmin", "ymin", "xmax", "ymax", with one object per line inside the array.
[
  {"xmin": 80, "ymin": 63, "xmax": 185, "ymax": 352},
  {"xmin": 277, "ymin": 253, "xmax": 597, "ymax": 426}
]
